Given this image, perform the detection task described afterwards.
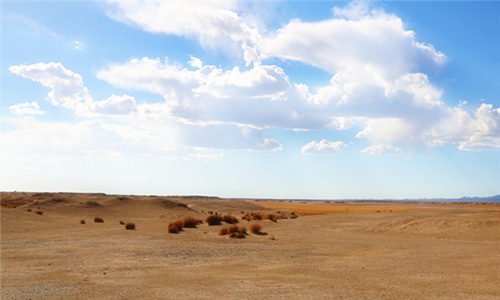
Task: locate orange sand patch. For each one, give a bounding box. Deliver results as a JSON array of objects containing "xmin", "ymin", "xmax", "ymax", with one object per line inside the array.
[{"xmin": 249, "ymin": 201, "xmax": 500, "ymax": 216}]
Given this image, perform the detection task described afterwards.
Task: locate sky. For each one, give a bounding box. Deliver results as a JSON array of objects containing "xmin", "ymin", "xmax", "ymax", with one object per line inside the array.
[{"xmin": 1, "ymin": 0, "xmax": 499, "ymax": 200}]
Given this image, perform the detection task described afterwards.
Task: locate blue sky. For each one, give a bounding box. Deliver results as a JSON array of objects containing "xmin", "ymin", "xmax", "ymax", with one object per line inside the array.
[{"xmin": 1, "ymin": 1, "xmax": 499, "ymax": 199}]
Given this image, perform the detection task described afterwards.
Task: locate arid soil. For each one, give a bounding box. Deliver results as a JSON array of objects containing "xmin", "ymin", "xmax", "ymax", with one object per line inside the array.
[{"xmin": 1, "ymin": 192, "xmax": 499, "ymax": 299}]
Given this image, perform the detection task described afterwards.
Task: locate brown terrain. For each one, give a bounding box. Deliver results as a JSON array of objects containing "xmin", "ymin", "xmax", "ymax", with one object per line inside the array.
[{"xmin": 1, "ymin": 192, "xmax": 499, "ymax": 299}]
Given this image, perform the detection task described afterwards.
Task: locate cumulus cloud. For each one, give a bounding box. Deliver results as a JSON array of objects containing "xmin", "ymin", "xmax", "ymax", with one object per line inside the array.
[
  {"xmin": 263, "ymin": 3, "xmax": 445, "ymax": 77},
  {"xmin": 83, "ymin": 94, "xmax": 137, "ymax": 116},
  {"xmin": 6, "ymin": 1, "xmax": 500, "ymax": 159},
  {"xmin": 9, "ymin": 62, "xmax": 90, "ymax": 109},
  {"xmin": 301, "ymin": 139, "xmax": 347, "ymax": 155},
  {"xmin": 361, "ymin": 144, "xmax": 403, "ymax": 156},
  {"xmin": 105, "ymin": 0, "xmax": 261, "ymax": 65},
  {"xmin": 9, "ymin": 101, "xmax": 45, "ymax": 116}
]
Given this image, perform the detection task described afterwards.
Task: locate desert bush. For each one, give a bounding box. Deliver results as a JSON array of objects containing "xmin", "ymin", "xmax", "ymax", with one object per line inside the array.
[
  {"xmin": 228, "ymin": 225, "xmax": 240, "ymax": 234},
  {"xmin": 35, "ymin": 210, "xmax": 43, "ymax": 215},
  {"xmin": 251, "ymin": 213, "xmax": 262, "ymax": 221},
  {"xmin": 168, "ymin": 222, "xmax": 180, "ymax": 234},
  {"xmin": 94, "ymin": 217, "xmax": 104, "ymax": 223},
  {"xmin": 26, "ymin": 208, "xmax": 32, "ymax": 212},
  {"xmin": 222, "ymin": 215, "xmax": 239, "ymax": 224},
  {"xmin": 229, "ymin": 232, "xmax": 246, "ymax": 239},
  {"xmin": 266, "ymin": 214, "xmax": 278, "ymax": 222},
  {"xmin": 219, "ymin": 227, "xmax": 228, "ymax": 236},
  {"xmin": 173, "ymin": 220, "xmax": 184, "ymax": 231},
  {"xmin": 80, "ymin": 219, "xmax": 85, "ymax": 224},
  {"xmin": 206, "ymin": 214, "xmax": 222, "ymax": 226},
  {"xmin": 241, "ymin": 214, "xmax": 251, "ymax": 221},
  {"xmin": 119, "ymin": 220, "xmax": 125, "ymax": 225},
  {"xmin": 183, "ymin": 216, "xmax": 203, "ymax": 228},
  {"xmin": 125, "ymin": 223, "xmax": 136, "ymax": 230},
  {"xmin": 249, "ymin": 224, "xmax": 262, "ymax": 234}
]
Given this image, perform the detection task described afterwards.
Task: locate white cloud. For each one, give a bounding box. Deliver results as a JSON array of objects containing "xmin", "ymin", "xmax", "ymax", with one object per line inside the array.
[
  {"xmin": 82, "ymin": 94, "xmax": 137, "ymax": 116},
  {"xmin": 9, "ymin": 62, "xmax": 90, "ymax": 109},
  {"xmin": 301, "ymin": 139, "xmax": 347, "ymax": 155},
  {"xmin": 72, "ymin": 40, "xmax": 84, "ymax": 50},
  {"xmin": 263, "ymin": 3, "xmax": 445, "ymax": 77},
  {"xmin": 105, "ymin": 0, "xmax": 261, "ymax": 65},
  {"xmin": 9, "ymin": 101, "xmax": 45, "ymax": 116},
  {"xmin": 361, "ymin": 144, "xmax": 403, "ymax": 156}
]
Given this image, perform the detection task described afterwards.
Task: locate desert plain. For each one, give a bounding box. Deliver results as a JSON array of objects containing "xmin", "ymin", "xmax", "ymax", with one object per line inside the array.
[{"xmin": 1, "ymin": 192, "xmax": 499, "ymax": 299}]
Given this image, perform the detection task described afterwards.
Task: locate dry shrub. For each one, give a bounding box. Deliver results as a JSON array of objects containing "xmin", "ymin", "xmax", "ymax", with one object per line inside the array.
[
  {"xmin": 173, "ymin": 220, "xmax": 184, "ymax": 231},
  {"xmin": 94, "ymin": 217, "xmax": 104, "ymax": 223},
  {"xmin": 228, "ymin": 225, "xmax": 240, "ymax": 234},
  {"xmin": 80, "ymin": 219, "xmax": 85, "ymax": 224},
  {"xmin": 125, "ymin": 223, "xmax": 136, "ymax": 230},
  {"xmin": 168, "ymin": 223, "xmax": 179, "ymax": 234},
  {"xmin": 290, "ymin": 214, "xmax": 298, "ymax": 219},
  {"xmin": 35, "ymin": 210, "xmax": 43, "ymax": 215},
  {"xmin": 168, "ymin": 220, "xmax": 184, "ymax": 234},
  {"xmin": 219, "ymin": 227, "xmax": 229, "ymax": 236},
  {"xmin": 269, "ymin": 235, "xmax": 276, "ymax": 240},
  {"xmin": 26, "ymin": 208, "xmax": 32, "ymax": 212},
  {"xmin": 241, "ymin": 214, "xmax": 251, "ymax": 221},
  {"xmin": 183, "ymin": 216, "xmax": 203, "ymax": 228},
  {"xmin": 251, "ymin": 213, "xmax": 262, "ymax": 221},
  {"xmin": 206, "ymin": 214, "xmax": 222, "ymax": 226},
  {"xmin": 266, "ymin": 214, "xmax": 278, "ymax": 222},
  {"xmin": 250, "ymin": 224, "xmax": 263, "ymax": 234},
  {"xmin": 222, "ymin": 215, "xmax": 239, "ymax": 224},
  {"xmin": 119, "ymin": 220, "xmax": 125, "ymax": 225},
  {"xmin": 230, "ymin": 232, "xmax": 246, "ymax": 239}
]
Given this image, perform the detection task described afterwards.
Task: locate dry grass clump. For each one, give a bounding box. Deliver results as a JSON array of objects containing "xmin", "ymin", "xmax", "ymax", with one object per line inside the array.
[
  {"xmin": 222, "ymin": 215, "xmax": 239, "ymax": 224},
  {"xmin": 119, "ymin": 220, "xmax": 125, "ymax": 225},
  {"xmin": 266, "ymin": 214, "xmax": 278, "ymax": 222},
  {"xmin": 26, "ymin": 208, "xmax": 32, "ymax": 212},
  {"xmin": 35, "ymin": 210, "xmax": 43, "ymax": 215},
  {"xmin": 206, "ymin": 214, "xmax": 222, "ymax": 226},
  {"xmin": 251, "ymin": 213, "xmax": 263, "ymax": 221},
  {"xmin": 125, "ymin": 223, "xmax": 136, "ymax": 230},
  {"xmin": 250, "ymin": 224, "xmax": 265, "ymax": 235},
  {"xmin": 183, "ymin": 216, "xmax": 203, "ymax": 228},
  {"xmin": 168, "ymin": 220, "xmax": 184, "ymax": 234},
  {"xmin": 94, "ymin": 217, "xmax": 104, "ymax": 223},
  {"xmin": 228, "ymin": 225, "xmax": 240, "ymax": 234},
  {"xmin": 220, "ymin": 226, "xmax": 247, "ymax": 237},
  {"xmin": 230, "ymin": 232, "xmax": 246, "ymax": 239},
  {"xmin": 80, "ymin": 219, "xmax": 85, "ymax": 224}
]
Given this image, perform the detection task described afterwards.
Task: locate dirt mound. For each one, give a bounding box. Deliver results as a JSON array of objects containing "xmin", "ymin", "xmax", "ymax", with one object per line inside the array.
[
  {"xmin": 362, "ymin": 213, "xmax": 500, "ymax": 235},
  {"xmin": 82, "ymin": 200, "xmax": 103, "ymax": 208}
]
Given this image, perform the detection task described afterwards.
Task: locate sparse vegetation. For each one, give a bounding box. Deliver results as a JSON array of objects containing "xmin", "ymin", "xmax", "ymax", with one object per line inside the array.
[
  {"xmin": 219, "ymin": 227, "xmax": 229, "ymax": 236},
  {"xmin": 230, "ymin": 232, "xmax": 246, "ymax": 239},
  {"xmin": 183, "ymin": 216, "xmax": 203, "ymax": 228},
  {"xmin": 206, "ymin": 214, "xmax": 222, "ymax": 226},
  {"xmin": 168, "ymin": 222, "xmax": 180, "ymax": 234},
  {"xmin": 250, "ymin": 224, "xmax": 263, "ymax": 234},
  {"xmin": 222, "ymin": 214, "xmax": 239, "ymax": 224},
  {"xmin": 125, "ymin": 223, "xmax": 136, "ymax": 230},
  {"xmin": 94, "ymin": 217, "xmax": 104, "ymax": 223},
  {"xmin": 168, "ymin": 219, "xmax": 186, "ymax": 233},
  {"xmin": 80, "ymin": 219, "xmax": 85, "ymax": 224},
  {"xmin": 119, "ymin": 220, "xmax": 125, "ymax": 225},
  {"xmin": 26, "ymin": 208, "xmax": 32, "ymax": 212},
  {"xmin": 228, "ymin": 225, "xmax": 240, "ymax": 234},
  {"xmin": 35, "ymin": 210, "xmax": 43, "ymax": 215}
]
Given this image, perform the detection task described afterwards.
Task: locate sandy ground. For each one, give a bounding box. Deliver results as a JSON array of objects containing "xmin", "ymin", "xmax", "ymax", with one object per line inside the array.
[{"xmin": 1, "ymin": 192, "xmax": 499, "ymax": 299}]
